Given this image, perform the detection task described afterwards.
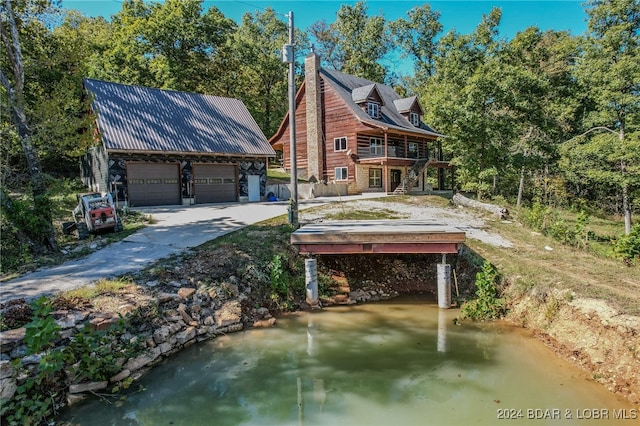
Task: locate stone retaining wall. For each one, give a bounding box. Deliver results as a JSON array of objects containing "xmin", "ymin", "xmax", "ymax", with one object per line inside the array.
[{"xmin": 0, "ymin": 285, "xmax": 273, "ymax": 410}]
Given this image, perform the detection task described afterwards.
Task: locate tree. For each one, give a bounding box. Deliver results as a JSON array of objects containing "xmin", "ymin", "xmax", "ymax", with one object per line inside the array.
[
  {"xmin": 572, "ymin": 0, "xmax": 640, "ymax": 233},
  {"xmin": 310, "ymin": 1, "xmax": 390, "ymax": 82},
  {"xmin": 88, "ymin": 0, "xmax": 235, "ymax": 93},
  {"xmin": 500, "ymin": 28, "xmax": 581, "ymax": 207},
  {"xmin": 1, "ymin": 0, "xmax": 58, "ymax": 251},
  {"xmin": 231, "ymin": 8, "xmax": 290, "ymax": 136},
  {"xmin": 419, "ymin": 8, "xmax": 508, "ymax": 199},
  {"xmin": 389, "ymin": 4, "xmax": 443, "ymax": 82}
]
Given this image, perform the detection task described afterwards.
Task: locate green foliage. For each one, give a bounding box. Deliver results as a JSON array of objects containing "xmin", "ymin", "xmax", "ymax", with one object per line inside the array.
[
  {"xmin": 1, "ymin": 297, "xmax": 64, "ymax": 425},
  {"xmin": 310, "ymin": 0, "xmax": 390, "ymax": 82},
  {"xmin": 268, "ymin": 253, "xmax": 304, "ymax": 310},
  {"xmin": 269, "ymin": 254, "xmax": 288, "ymax": 297},
  {"xmin": 523, "ymin": 202, "xmax": 593, "ymax": 248},
  {"xmin": 64, "ymin": 317, "xmax": 141, "ymax": 382},
  {"xmin": 24, "ymin": 297, "xmax": 61, "ymax": 355},
  {"xmin": 461, "ymin": 261, "xmax": 506, "ymax": 321},
  {"xmin": 1, "ymin": 296, "xmax": 145, "ymax": 425},
  {"xmin": 613, "ymin": 224, "xmax": 640, "ymax": 264}
]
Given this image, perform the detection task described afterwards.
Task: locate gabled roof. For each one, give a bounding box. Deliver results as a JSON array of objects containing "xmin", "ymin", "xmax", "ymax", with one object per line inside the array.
[
  {"xmin": 351, "ymin": 83, "xmax": 384, "ymax": 105},
  {"xmin": 84, "ymin": 78, "xmax": 275, "ymax": 157},
  {"xmin": 393, "ymin": 96, "xmax": 423, "ymax": 115},
  {"xmin": 320, "ymin": 69, "xmax": 442, "ymax": 137}
]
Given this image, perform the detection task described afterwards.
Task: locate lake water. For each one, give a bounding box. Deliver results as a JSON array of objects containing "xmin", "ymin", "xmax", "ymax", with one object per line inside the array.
[{"xmin": 58, "ymin": 295, "xmax": 638, "ymax": 425}]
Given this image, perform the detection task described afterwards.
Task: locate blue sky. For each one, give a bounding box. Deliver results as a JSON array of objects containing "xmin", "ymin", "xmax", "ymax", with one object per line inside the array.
[
  {"xmin": 61, "ymin": 0, "xmax": 588, "ymax": 38},
  {"xmin": 61, "ymin": 1, "xmax": 589, "ymax": 75}
]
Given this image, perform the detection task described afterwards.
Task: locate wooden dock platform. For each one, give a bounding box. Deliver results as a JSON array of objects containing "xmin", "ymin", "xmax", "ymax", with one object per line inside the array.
[{"xmin": 291, "ymin": 220, "xmax": 465, "ymax": 255}]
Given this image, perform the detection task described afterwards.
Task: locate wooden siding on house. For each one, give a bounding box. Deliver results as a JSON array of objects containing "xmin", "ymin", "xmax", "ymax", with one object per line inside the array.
[{"xmin": 269, "ymin": 54, "xmax": 448, "ymax": 194}]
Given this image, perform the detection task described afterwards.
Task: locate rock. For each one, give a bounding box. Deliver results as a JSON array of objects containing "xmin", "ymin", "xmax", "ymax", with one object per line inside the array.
[
  {"xmin": 22, "ymin": 354, "xmax": 42, "ymax": 366},
  {"xmin": 256, "ymin": 307, "xmax": 270, "ymax": 318},
  {"xmin": 0, "ymin": 360, "xmax": 14, "ymax": 379},
  {"xmin": 253, "ymin": 317, "xmax": 276, "ymax": 328},
  {"xmin": 175, "ymin": 327, "xmax": 196, "ymax": 345},
  {"xmin": 0, "ymin": 328, "xmax": 25, "ymax": 355},
  {"xmin": 214, "ymin": 301, "xmax": 242, "ymax": 328},
  {"xmin": 69, "ymin": 381, "xmax": 108, "ymax": 394},
  {"xmin": 203, "ymin": 316, "xmax": 215, "ymax": 326},
  {"xmin": 67, "ymin": 393, "xmax": 88, "ymax": 405},
  {"xmin": 178, "ymin": 308, "xmax": 194, "ymax": 324},
  {"xmin": 109, "ymin": 369, "xmax": 131, "ymax": 383},
  {"xmin": 124, "ymin": 346, "xmax": 162, "ymax": 371},
  {"xmin": 349, "ymin": 289, "xmax": 370, "ymax": 302},
  {"xmin": 0, "ymin": 377, "xmax": 16, "ymax": 400},
  {"xmin": 158, "ymin": 342, "xmax": 173, "ymax": 354},
  {"xmin": 178, "ymin": 287, "xmax": 196, "ymax": 299},
  {"xmin": 158, "ymin": 293, "xmax": 178, "ymax": 304},
  {"xmin": 153, "ymin": 326, "xmax": 172, "ymax": 344},
  {"xmin": 145, "ymin": 280, "xmax": 159, "ymax": 287}
]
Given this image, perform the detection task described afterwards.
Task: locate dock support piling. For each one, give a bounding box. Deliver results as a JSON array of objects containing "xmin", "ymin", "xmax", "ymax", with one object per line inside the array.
[
  {"xmin": 437, "ymin": 262, "xmax": 452, "ymax": 309},
  {"xmin": 305, "ymin": 258, "xmax": 319, "ymax": 306}
]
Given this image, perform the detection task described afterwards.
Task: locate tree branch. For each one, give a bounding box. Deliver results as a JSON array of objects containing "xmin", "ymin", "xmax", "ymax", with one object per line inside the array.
[{"xmin": 565, "ymin": 126, "xmax": 618, "ymax": 144}]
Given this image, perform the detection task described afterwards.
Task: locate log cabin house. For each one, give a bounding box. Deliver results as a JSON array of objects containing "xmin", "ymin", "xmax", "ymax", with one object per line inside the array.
[{"xmin": 269, "ymin": 52, "xmax": 454, "ymax": 195}]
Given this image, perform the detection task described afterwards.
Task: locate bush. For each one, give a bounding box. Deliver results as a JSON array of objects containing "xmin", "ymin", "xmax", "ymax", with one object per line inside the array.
[
  {"xmin": 613, "ymin": 224, "xmax": 640, "ymax": 264},
  {"xmin": 461, "ymin": 260, "xmax": 506, "ymax": 321}
]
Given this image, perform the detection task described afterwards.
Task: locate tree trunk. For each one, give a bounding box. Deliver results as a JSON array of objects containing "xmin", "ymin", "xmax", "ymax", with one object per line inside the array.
[
  {"xmin": 619, "ymin": 119, "xmax": 632, "ymax": 235},
  {"xmin": 2, "ymin": 0, "xmax": 57, "ymax": 251},
  {"xmin": 622, "ymin": 184, "xmax": 631, "ymax": 235},
  {"xmin": 516, "ymin": 166, "xmax": 525, "ymax": 208},
  {"xmin": 452, "ymin": 192, "xmax": 509, "ymax": 219}
]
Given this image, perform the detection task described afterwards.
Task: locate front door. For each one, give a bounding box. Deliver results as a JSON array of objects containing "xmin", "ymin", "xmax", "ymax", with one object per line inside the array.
[{"xmin": 390, "ymin": 169, "xmax": 402, "ymax": 192}]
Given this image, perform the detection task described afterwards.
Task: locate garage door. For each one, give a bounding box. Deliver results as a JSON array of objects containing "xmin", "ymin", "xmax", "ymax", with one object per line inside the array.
[
  {"xmin": 193, "ymin": 164, "xmax": 237, "ymax": 204},
  {"xmin": 127, "ymin": 163, "xmax": 181, "ymax": 206}
]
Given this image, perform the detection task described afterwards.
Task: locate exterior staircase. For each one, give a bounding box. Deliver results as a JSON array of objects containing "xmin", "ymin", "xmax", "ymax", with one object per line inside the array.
[{"xmin": 392, "ymin": 159, "xmax": 431, "ymax": 195}]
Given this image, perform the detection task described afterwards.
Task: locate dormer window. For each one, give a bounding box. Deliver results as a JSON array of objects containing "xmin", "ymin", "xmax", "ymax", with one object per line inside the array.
[
  {"xmin": 367, "ymin": 102, "xmax": 380, "ymax": 119},
  {"xmin": 410, "ymin": 112, "xmax": 420, "ymax": 127}
]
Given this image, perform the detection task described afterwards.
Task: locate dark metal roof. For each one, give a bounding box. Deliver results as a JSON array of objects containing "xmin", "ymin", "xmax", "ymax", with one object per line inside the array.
[
  {"xmin": 84, "ymin": 78, "xmax": 275, "ymax": 157},
  {"xmin": 320, "ymin": 69, "xmax": 443, "ymax": 138}
]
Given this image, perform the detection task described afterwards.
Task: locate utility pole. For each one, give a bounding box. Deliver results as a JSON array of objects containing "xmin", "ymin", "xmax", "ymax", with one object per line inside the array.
[{"xmin": 283, "ymin": 11, "xmax": 299, "ymax": 228}]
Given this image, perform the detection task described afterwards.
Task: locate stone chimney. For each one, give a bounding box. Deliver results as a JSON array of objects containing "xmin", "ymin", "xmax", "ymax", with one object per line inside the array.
[{"xmin": 305, "ymin": 52, "xmax": 324, "ymax": 182}]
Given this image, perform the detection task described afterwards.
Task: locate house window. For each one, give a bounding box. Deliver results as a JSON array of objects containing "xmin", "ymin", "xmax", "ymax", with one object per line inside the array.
[
  {"xmin": 370, "ymin": 137, "xmax": 383, "ymax": 156},
  {"xmin": 335, "ymin": 167, "xmax": 348, "ymax": 181},
  {"xmin": 410, "ymin": 112, "xmax": 420, "ymax": 126},
  {"xmin": 369, "ymin": 168, "xmax": 382, "ymax": 187},
  {"xmin": 408, "ymin": 142, "xmax": 418, "ymax": 158},
  {"xmin": 367, "ymin": 102, "xmax": 380, "ymax": 118},
  {"xmin": 334, "ymin": 136, "xmax": 347, "ymax": 152}
]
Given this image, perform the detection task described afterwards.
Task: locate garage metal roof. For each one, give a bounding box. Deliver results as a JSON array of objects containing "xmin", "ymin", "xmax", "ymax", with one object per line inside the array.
[{"xmin": 84, "ymin": 78, "xmax": 275, "ymax": 157}]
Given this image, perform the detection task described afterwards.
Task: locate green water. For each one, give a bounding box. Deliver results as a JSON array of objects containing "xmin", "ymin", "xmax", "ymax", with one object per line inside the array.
[{"xmin": 59, "ymin": 296, "xmax": 638, "ymax": 425}]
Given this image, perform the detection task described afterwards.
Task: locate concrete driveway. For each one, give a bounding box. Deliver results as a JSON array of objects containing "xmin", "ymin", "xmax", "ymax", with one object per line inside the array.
[{"xmin": 0, "ymin": 194, "xmax": 383, "ymax": 303}]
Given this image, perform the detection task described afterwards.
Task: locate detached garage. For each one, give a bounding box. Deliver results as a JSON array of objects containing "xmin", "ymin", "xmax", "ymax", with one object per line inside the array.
[{"xmin": 80, "ymin": 79, "xmax": 275, "ymax": 207}]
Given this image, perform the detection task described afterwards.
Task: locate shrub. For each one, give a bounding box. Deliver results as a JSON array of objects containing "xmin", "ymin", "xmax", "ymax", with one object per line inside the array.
[
  {"xmin": 461, "ymin": 260, "xmax": 506, "ymax": 321},
  {"xmin": 613, "ymin": 224, "xmax": 640, "ymax": 264}
]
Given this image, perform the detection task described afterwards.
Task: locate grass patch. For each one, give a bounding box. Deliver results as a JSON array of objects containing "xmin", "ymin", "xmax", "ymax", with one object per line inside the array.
[
  {"xmin": 469, "ymin": 214, "xmax": 640, "ymax": 316},
  {"xmin": 59, "ymin": 278, "xmax": 134, "ymax": 301},
  {"xmin": 323, "ymin": 208, "xmax": 409, "ymax": 220},
  {"xmin": 267, "ymin": 167, "xmax": 308, "ymax": 183}
]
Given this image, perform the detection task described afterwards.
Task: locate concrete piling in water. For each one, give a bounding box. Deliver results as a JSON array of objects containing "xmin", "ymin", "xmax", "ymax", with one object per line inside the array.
[
  {"xmin": 305, "ymin": 258, "xmax": 319, "ymax": 306},
  {"xmin": 437, "ymin": 263, "xmax": 452, "ymax": 309}
]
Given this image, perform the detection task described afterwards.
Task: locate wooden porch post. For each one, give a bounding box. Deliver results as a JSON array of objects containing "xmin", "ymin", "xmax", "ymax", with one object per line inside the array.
[{"xmin": 383, "ymin": 163, "xmax": 389, "ymax": 193}]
